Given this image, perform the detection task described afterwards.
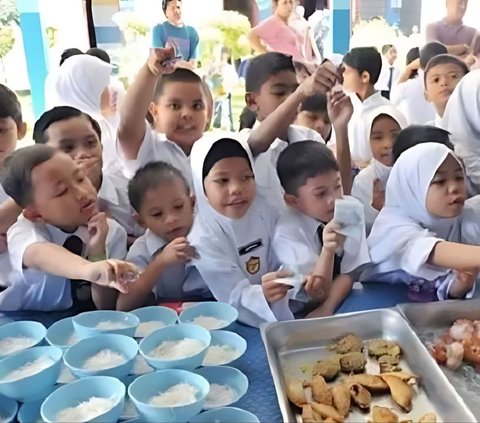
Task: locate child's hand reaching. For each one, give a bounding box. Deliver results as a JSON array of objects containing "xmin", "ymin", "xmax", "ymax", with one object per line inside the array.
[
  {"xmin": 147, "ymin": 47, "xmax": 176, "ymax": 76},
  {"xmin": 372, "ymin": 178, "xmax": 386, "ymax": 211},
  {"xmin": 300, "ymin": 61, "xmax": 338, "ymax": 97},
  {"xmin": 304, "ymin": 274, "xmax": 330, "ymax": 303},
  {"xmin": 449, "ymin": 269, "xmax": 478, "ymax": 298},
  {"xmin": 261, "ymin": 269, "xmax": 291, "ymax": 304},
  {"xmin": 322, "ymin": 220, "xmax": 345, "ymax": 255},
  {"xmin": 87, "ymin": 212, "xmax": 109, "ymax": 257},
  {"xmin": 327, "ymin": 90, "xmax": 354, "ymax": 129},
  {"xmin": 159, "ymin": 237, "xmax": 199, "ymax": 266},
  {"xmin": 83, "ymin": 260, "xmax": 139, "ymax": 293}
]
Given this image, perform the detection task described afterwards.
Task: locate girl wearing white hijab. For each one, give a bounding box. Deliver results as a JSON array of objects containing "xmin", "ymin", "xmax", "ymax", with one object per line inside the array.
[
  {"xmin": 351, "ymin": 105, "xmax": 407, "ymax": 233},
  {"xmin": 441, "ymin": 69, "xmax": 480, "ymax": 194},
  {"xmin": 365, "ymin": 143, "xmax": 480, "ymax": 302},
  {"xmin": 51, "ymin": 54, "xmax": 118, "ymax": 174},
  {"xmin": 189, "ymin": 132, "xmax": 294, "ymax": 327}
]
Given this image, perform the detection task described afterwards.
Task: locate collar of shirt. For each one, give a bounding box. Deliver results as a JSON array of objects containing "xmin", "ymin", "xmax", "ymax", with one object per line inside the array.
[
  {"xmin": 97, "ymin": 174, "xmax": 120, "ymax": 208},
  {"xmin": 145, "ymin": 229, "xmax": 168, "ymax": 257},
  {"xmin": 289, "ymin": 206, "xmax": 322, "ymax": 245},
  {"xmin": 363, "ymin": 91, "xmax": 384, "ymax": 108},
  {"xmin": 45, "ymin": 223, "xmax": 90, "ymax": 249}
]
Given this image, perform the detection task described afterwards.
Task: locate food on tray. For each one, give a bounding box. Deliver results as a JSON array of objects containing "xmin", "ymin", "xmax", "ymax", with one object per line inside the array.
[
  {"xmin": 313, "ymin": 359, "xmax": 341, "ymax": 381},
  {"xmin": 330, "ymin": 384, "xmax": 350, "ymax": 417},
  {"xmin": 302, "ymin": 404, "xmax": 315, "ymax": 423},
  {"xmin": 418, "ymin": 412, "xmax": 437, "ymax": 423},
  {"xmin": 346, "ymin": 374, "xmax": 388, "ymax": 392},
  {"xmin": 428, "ymin": 319, "xmax": 480, "ymax": 370},
  {"xmin": 311, "ymin": 375, "xmax": 333, "ymax": 405},
  {"xmin": 379, "ymin": 372, "xmax": 417, "ymax": 383},
  {"xmin": 367, "ymin": 339, "xmax": 401, "ymax": 359},
  {"xmin": 380, "ymin": 375, "xmax": 412, "ymax": 412},
  {"xmin": 311, "ymin": 402, "xmax": 344, "ymax": 423},
  {"xmin": 329, "ymin": 334, "xmax": 363, "ymax": 354},
  {"xmin": 348, "ymin": 382, "xmax": 371, "ymax": 410},
  {"xmin": 370, "ymin": 406, "xmax": 398, "ymax": 423},
  {"xmin": 339, "ymin": 351, "xmax": 366, "ymax": 373},
  {"xmin": 286, "ymin": 378, "xmax": 308, "ymax": 407}
]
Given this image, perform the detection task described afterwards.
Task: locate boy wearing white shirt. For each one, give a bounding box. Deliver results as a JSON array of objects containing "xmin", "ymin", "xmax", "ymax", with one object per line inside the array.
[
  {"xmin": 117, "ymin": 161, "xmax": 209, "ymax": 311},
  {"xmin": 376, "ymin": 44, "xmax": 400, "ymax": 100},
  {"xmin": 117, "ymin": 47, "xmax": 208, "ymax": 183},
  {"xmin": 0, "ymin": 145, "xmax": 137, "ymax": 311}
]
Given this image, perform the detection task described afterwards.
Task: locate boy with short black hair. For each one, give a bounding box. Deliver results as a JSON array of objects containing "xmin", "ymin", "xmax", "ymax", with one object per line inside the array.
[
  {"xmin": 424, "ymin": 54, "xmax": 469, "ymax": 124},
  {"xmin": 0, "ymin": 145, "xmax": 137, "ymax": 311},
  {"xmin": 273, "ymin": 141, "xmax": 370, "ymax": 317},
  {"xmin": 117, "ymin": 161, "xmax": 208, "ymax": 311},
  {"xmin": 118, "ymin": 48, "xmax": 208, "ymax": 184},
  {"xmin": 295, "ymin": 93, "xmax": 332, "ymax": 143}
]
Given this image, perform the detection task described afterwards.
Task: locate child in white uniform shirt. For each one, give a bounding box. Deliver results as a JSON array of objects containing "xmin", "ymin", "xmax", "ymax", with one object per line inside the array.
[
  {"xmin": 189, "ymin": 133, "xmax": 294, "ymax": 327},
  {"xmin": 0, "ymin": 145, "xmax": 137, "ymax": 311},
  {"xmin": 365, "ymin": 143, "xmax": 480, "ymax": 302},
  {"xmin": 351, "ymin": 106, "xmax": 407, "ymax": 233},
  {"xmin": 117, "ymin": 47, "xmax": 209, "ymax": 182},
  {"xmin": 33, "ymin": 106, "xmax": 144, "ymax": 243},
  {"xmin": 117, "ymin": 161, "xmax": 210, "ymax": 311},
  {"xmin": 274, "ymin": 141, "xmax": 370, "ymax": 318}
]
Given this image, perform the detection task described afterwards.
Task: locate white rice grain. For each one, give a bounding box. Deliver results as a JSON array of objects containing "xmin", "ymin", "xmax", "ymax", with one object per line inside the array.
[
  {"xmin": 203, "ymin": 345, "xmax": 240, "ymax": 366},
  {"xmin": 205, "ymin": 383, "xmax": 237, "ymax": 408},
  {"xmin": 192, "ymin": 316, "xmax": 228, "ymax": 330},
  {"xmin": 149, "ymin": 339, "xmax": 205, "ymax": 360},
  {"xmin": 149, "ymin": 383, "xmax": 198, "ymax": 407},
  {"xmin": 0, "ymin": 336, "xmax": 37, "ymax": 355},
  {"xmin": 82, "ymin": 349, "xmax": 127, "ymax": 371},
  {"xmin": 1, "ymin": 356, "xmax": 54, "ymax": 382},
  {"xmin": 135, "ymin": 321, "xmax": 166, "ymax": 338},
  {"xmin": 55, "ymin": 396, "xmax": 118, "ymax": 422}
]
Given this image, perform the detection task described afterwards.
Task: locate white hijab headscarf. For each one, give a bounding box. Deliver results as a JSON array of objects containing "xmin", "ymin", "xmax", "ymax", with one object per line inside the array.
[
  {"xmin": 189, "ymin": 132, "xmax": 293, "ymax": 326},
  {"xmin": 367, "ymin": 143, "xmax": 462, "ymax": 280},
  {"xmin": 441, "ymin": 69, "xmax": 480, "ymax": 193}
]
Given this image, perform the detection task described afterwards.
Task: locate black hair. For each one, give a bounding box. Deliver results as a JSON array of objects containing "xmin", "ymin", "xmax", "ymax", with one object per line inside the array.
[
  {"xmin": 299, "ymin": 93, "xmax": 328, "ymax": 114},
  {"xmin": 1, "ymin": 144, "xmax": 56, "ymax": 208},
  {"xmin": 381, "ymin": 44, "xmax": 394, "ymax": 55},
  {"xmin": 406, "ymin": 47, "xmax": 420, "ymax": 79},
  {"xmin": 59, "ymin": 48, "xmax": 83, "ymax": 67},
  {"xmin": 343, "ymin": 47, "xmax": 382, "ymax": 85},
  {"xmin": 245, "ymin": 52, "xmax": 295, "ymax": 93},
  {"xmin": 86, "ymin": 47, "xmax": 111, "ymax": 64},
  {"xmin": 393, "ymin": 125, "xmax": 454, "ymax": 163},
  {"xmin": 152, "ymin": 68, "xmax": 203, "ymax": 103},
  {"xmin": 277, "ymin": 141, "xmax": 339, "ymax": 195},
  {"xmin": 420, "ymin": 42, "xmax": 448, "ymax": 70},
  {"xmin": 33, "ymin": 106, "xmax": 102, "ymax": 144},
  {"xmin": 128, "ymin": 161, "xmax": 190, "ymax": 213},
  {"xmin": 162, "ymin": 0, "xmax": 179, "ymax": 13},
  {"xmin": 0, "ymin": 84, "xmax": 22, "ymax": 126},
  {"xmin": 239, "ymin": 106, "xmax": 256, "ymax": 130},
  {"xmin": 424, "ymin": 54, "xmax": 469, "ymax": 84}
]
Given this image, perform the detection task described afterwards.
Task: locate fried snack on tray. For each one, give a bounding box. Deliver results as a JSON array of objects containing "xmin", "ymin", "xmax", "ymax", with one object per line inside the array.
[
  {"xmin": 379, "ymin": 372, "xmax": 418, "ymax": 383},
  {"xmin": 313, "ymin": 359, "xmax": 341, "ymax": 381},
  {"xmin": 331, "ymin": 384, "xmax": 351, "ymax": 417},
  {"xmin": 371, "ymin": 406, "xmax": 399, "ymax": 423},
  {"xmin": 347, "ymin": 374, "xmax": 389, "ymax": 392},
  {"xmin": 329, "ymin": 333, "xmax": 363, "ymax": 354},
  {"xmin": 286, "ymin": 378, "xmax": 307, "ymax": 407},
  {"xmin": 367, "ymin": 339, "xmax": 401, "ymax": 358},
  {"xmin": 349, "ymin": 382, "xmax": 372, "ymax": 411},
  {"xmin": 311, "ymin": 402, "xmax": 345, "ymax": 423},
  {"xmin": 418, "ymin": 413, "xmax": 437, "ymax": 423},
  {"xmin": 302, "ymin": 404, "xmax": 316, "ymax": 423},
  {"xmin": 312, "ymin": 374, "xmax": 333, "ymax": 405},
  {"xmin": 381, "ymin": 375, "xmax": 413, "ymax": 412},
  {"xmin": 339, "ymin": 352, "xmax": 366, "ymax": 373}
]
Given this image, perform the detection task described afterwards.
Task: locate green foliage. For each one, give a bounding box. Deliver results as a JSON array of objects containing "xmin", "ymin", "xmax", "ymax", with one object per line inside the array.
[
  {"xmin": 350, "ymin": 16, "xmax": 399, "ymax": 51},
  {"xmin": 0, "ymin": 0, "xmax": 19, "ymax": 26},
  {"xmin": 46, "ymin": 26, "xmax": 58, "ymax": 48},
  {"xmin": 112, "ymin": 11, "xmax": 149, "ymax": 41},
  {"xmin": 0, "ymin": 26, "xmax": 15, "ymax": 59}
]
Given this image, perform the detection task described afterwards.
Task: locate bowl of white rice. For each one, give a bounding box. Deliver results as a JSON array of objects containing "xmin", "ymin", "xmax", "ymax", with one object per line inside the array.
[
  {"xmin": 40, "ymin": 376, "xmax": 125, "ymax": 423},
  {"xmin": 139, "ymin": 323, "xmax": 211, "ymax": 371},
  {"xmin": 63, "ymin": 334, "xmax": 138, "ymax": 380},
  {"xmin": 202, "ymin": 330, "xmax": 246, "ymax": 367},
  {"xmin": 194, "ymin": 366, "xmax": 248, "ymax": 410},
  {"xmin": 189, "ymin": 407, "xmax": 260, "ymax": 423},
  {"xmin": 128, "ymin": 369, "xmax": 209, "ymax": 423},
  {"xmin": 131, "ymin": 306, "xmax": 178, "ymax": 338},
  {"xmin": 73, "ymin": 310, "xmax": 139, "ymax": 339},
  {"xmin": 0, "ymin": 346, "xmax": 62, "ymax": 402},
  {"xmin": 46, "ymin": 317, "xmax": 79, "ymax": 350},
  {"xmin": 179, "ymin": 302, "xmax": 238, "ymax": 331},
  {"xmin": 17, "ymin": 384, "xmax": 59, "ymax": 423},
  {"xmin": 0, "ymin": 321, "xmax": 47, "ymax": 359},
  {"xmin": 0, "ymin": 395, "xmax": 17, "ymax": 423}
]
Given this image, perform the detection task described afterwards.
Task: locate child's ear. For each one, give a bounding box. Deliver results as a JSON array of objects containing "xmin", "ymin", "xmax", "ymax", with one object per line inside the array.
[
  {"xmin": 245, "ymin": 92, "xmax": 258, "ymax": 113},
  {"xmin": 132, "ymin": 212, "xmax": 146, "ymax": 229},
  {"xmin": 283, "ymin": 193, "xmax": 298, "ymax": 208},
  {"xmin": 360, "ymin": 71, "xmax": 371, "ymax": 85},
  {"xmin": 424, "ymin": 90, "xmax": 430, "ymax": 102},
  {"xmin": 190, "ymin": 195, "xmax": 196, "ymax": 210},
  {"xmin": 148, "ymin": 102, "xmax": 159, "ymax": 120},
  {"xmin": 17, "ymin": 122, "xmax": 27, "ymax": 140},
  {"xmin": 23, "ymin": 206, "xmax": 44, "ymax": 224}
]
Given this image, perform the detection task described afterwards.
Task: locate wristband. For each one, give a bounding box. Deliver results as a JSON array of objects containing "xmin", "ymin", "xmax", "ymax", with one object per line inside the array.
[{"xmin": 88, "ymin": 253, "xmax": 107, "ymax": 262}]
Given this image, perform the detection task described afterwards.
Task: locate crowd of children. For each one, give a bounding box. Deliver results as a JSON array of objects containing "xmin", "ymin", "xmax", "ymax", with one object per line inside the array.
[{"xmin": 2, "ymin": 1, "xmax": 480, "ymax": 328}]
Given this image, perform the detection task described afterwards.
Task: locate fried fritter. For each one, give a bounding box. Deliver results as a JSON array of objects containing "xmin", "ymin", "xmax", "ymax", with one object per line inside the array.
[
  {"xmin": 419, "ymin": 413, "xmax": 437, "ymax": 423},
  {"xmin": 331, "ymin": 383, "xmax": 351, "ymax": 417},
  {"xmin": 349, "ymin": 383, "xmax": 371, "ymax": 411},
  {"xmin": 334, "ymin": 333, "xmax": 363, "ymax": 354},
  {"xmin": 347, "ymin": 374, "xmax": 389, "ymax": 392},
  {"xmin": 313, "ymin": 359, "xmax": 341, "ymax": 381},
  {"xmin": 340, "ymin": 351, "xmax": 366, "ymax": 373},
  {"xmin": 378, "ymin": 354, "xmax": 400, "ymax": 365},
  {"xmin": 381, "ymin": 375, "xmax": 413, "ymax": 412},
  {"xmin": 286, "ymin": 378, "xmax": 307, "ymax": 407},
  {"xmin": 302, "ymin": 404, "xmax": 317, "ymax": 423},
  {"xmin": 311, "ymin": 402, "xmax": 345, "ymax": 423},
  {"xmin": 367, "ymin": 339, "xmax": 401, "ymax": 358},
  {"xmin": 371, "ymin": 406, "xmax": 399, "ymax": 423},
  {"xmin": 312, "ymin": 374, "xmax": 333, "ymax": 405}
]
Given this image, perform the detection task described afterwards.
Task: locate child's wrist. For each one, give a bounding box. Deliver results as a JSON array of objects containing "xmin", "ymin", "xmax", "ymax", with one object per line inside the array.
[{"xmin": 88, "ymin": 252, "xmax": 107, "ymax": 262}]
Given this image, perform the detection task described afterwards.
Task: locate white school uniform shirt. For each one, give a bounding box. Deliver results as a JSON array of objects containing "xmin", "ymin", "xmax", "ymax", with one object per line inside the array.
[
  {"xmin": 126, "ymin": 228, "xmax": 209, "ymax": 300},
  {"xmin": 117, "ymin": 121, "xmax": 193, "ymax": 188},
  {"xmin": 375, "ymin": 58, "xmax": 400, "ymax": 93},
  {"xmin": 97, "ymin": 170, "xmax": 144, "ymax": 237},
  {"xmin": 0, "ymin": 183, "xmax": 11, "ymax": 288},
  {"xmin": 364, "ymin": 143, "xmax": 475, "ymax": 300},
  {"xmin": 189, "ymin": 132, "xmax": 294, "ymax": 327},
  {"xmin": 347, "ymin": 92, "xmax": 392, "ymax": 165},
  {"xmin": 1, "ymin": 216, "xmax": 127, "ymax": 311},
  {"xmin": 390, "ymin": 73, "xmax": 436, "ymax": 125},
  {"xmin": 242, "ymin": 122, "xmax": 324, "ymax": 209}
]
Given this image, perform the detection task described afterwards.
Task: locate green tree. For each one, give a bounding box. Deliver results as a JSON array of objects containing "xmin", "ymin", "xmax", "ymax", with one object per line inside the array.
[
  {"xmin": 0, "ymin": 26, "xmax": 15, "ymax": 83},
  {"xmin": 0, "ymin": 0, "xmax": 20, "ymax": 26}
]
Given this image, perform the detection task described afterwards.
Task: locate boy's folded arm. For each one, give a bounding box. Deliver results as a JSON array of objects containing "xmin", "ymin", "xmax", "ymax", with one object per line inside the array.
[{"xmin": 118, "ymin": 64, "xmax": 158, "ymax": 160}]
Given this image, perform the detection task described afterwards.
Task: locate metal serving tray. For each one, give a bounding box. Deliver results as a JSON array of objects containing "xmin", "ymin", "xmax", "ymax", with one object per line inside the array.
[
  {"xmin": 261, "ymin": 309, "xmax": 475, "ymax": 422},
  {"xmin": 397, "ymin": 299, "xmax": 480, "ymax": 420}
]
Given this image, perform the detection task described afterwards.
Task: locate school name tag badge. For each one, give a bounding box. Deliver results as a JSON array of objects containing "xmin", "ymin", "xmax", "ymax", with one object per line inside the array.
[{"xmin": 246, "ymin": 256, "xmax": 260, "ymax": 275}]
